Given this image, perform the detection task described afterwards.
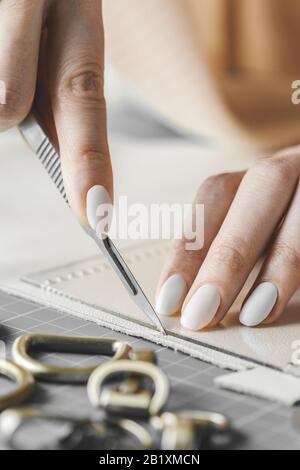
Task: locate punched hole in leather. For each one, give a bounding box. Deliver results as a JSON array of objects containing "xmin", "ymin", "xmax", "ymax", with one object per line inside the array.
[{"xmin": 11, "ymin": 334, "xmax": 132, "ymax": 383}]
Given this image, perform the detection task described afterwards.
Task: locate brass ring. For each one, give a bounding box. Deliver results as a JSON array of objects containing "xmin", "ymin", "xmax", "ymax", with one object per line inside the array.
[
  {"xmin": 0, "ymin": 359, "xmax": 35, "ymax": 410},
  {"xmin": 12, "ymin": 334, "xmax": 132, "ymax": 383},
  {"xmin": 0, "ymin": 408, "xmax": 153, "ymax": 450},
  {"xmin": 91, "ymin": 419, "xmax": 153, "ymax": 450}
]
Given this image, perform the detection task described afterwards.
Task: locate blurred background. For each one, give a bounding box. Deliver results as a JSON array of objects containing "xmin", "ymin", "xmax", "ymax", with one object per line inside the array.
[{"xmin": 0, "ymin": 0, "xmax": 299, "ymax": 281}]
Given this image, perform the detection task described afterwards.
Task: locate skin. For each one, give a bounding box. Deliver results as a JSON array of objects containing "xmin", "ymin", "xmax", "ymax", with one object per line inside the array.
[
  {"xmin": 0, "ymin": 0, "xmax": 299, "ymax": 329},
  {"xmin": 0, "ymin": 0, "xmax": 112, "ymax": 227},
  {"xmin": 157, "ymin": 146, "xmax": 300, "ymax": 328}
]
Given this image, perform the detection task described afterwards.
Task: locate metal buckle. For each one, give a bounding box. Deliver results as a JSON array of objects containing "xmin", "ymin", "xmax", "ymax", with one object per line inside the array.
[
  {"xmin": 151, "ymin": 410, "xmax": 230, "ymax": 450},
  {"xmin": 12, "ymin": 334, "xmax": 132, "ymax": 383},
  {"xmin": 0, "ymin": 359, "xmax": 35, "ymax": 411},
  {"xmin": 87, "ymin": 359, "xmax": 170, "ymax": 417},
  {"xmin": 0, "ymin": 407, "xmax": 153, "ymax": 450},
  {"xmin": 175, "ymin": 410, "xmax": 230, "ymax": 431},
  {"xmin": 118, "ymin": 349, "xmax": 156, "ymax": 395},
  {"xmin": 90, "ymin": 419, "xmax": 153, "ymax": 450}
]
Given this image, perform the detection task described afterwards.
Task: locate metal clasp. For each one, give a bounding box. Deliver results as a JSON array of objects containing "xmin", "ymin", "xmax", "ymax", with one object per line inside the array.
[
  {"xmin": 12, "ymin": 334, "xmax": 132, "ymax": 383},
  {"xmin": 0, "ymin": 359, "xmax": 35, "ymax": 411},
  {"xmin": 87, "ymin": 359, "xmax": 170, "ymax": 417},
  {"xmin": 0, "ymin": 407, "xmax": 153, "ymax": 450},
  {"xmin": 151, "ymin": 410, "xmax": 231, "ymax": 450}
]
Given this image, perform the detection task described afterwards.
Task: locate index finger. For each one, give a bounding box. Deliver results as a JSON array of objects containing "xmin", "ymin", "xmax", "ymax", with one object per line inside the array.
[{"xmin": 47, "ymin": 0, "xmax": 113, "ymax": 227}]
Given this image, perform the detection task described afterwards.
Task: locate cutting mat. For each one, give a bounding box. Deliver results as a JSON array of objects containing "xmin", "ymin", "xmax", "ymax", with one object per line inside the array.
[{"xmin": 0, "ymin": 290, "xmax": 299, "ymax": 450}]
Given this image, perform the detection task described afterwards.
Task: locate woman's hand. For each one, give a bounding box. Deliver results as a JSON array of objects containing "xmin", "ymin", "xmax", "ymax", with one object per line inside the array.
[
  {"xmin": 156, "ymin": 146, "xmax": 300, "ymax": 329},
  {"xmin": 0, "ymin": 0, "xmax": 112, "ymax": 227}
]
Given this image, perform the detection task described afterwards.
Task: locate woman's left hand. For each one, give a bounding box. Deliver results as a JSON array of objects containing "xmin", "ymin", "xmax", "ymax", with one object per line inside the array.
[{"xmin": 155, "ymin": 145, "xmax": 300, "ymax": 330}]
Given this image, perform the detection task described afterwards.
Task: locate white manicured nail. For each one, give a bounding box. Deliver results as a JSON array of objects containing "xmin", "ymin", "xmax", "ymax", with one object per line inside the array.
[
  {"xmin": 156, "ymin": 274, "xmax": 187, "ymax": 316},
  {"xmin": 239, "ymin": 282, "xmax": 278, "ymax": 327},
  {"xmin": 181, "ymin": 284, "xmax": 221, "ymax": 330},
  {"xmin": 86, "ymin": 185, "xmax": 113, "ymax": 233}
]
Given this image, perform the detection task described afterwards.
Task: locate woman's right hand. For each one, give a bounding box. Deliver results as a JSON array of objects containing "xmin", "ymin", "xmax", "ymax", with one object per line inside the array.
[{"xmin": 0, "ymin": 0, "xmax": 113, "ymax": 228}]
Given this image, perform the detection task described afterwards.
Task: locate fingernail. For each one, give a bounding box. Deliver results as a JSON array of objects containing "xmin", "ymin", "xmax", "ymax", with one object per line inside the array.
[
  {"xmin": 181, "ymin": 284, "xmax": 221, "ymax": 330},
  {"xmin": 239, "ymin": 282, "xmax": 278, "ymax": 327},
  {"xmin": 156, "ymin": 274, "xmax": 187, "ymax": 316},
  {"xmin": 86, "ymin": 185, "xmax": 113, "ymax": 233}
]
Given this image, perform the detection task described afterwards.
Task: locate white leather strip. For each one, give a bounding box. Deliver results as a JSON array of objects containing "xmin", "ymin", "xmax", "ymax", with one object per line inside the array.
[
  {"xmin": 1, "ymin": 280, "xmax": 254, "ymax": 372},
  {"xmin": 215, "ymin": 367, "xmax": 300, "ymax": 406},
  {"xmin": 19, "ymin": 240, "xmax": 300, "ymax": 373}
]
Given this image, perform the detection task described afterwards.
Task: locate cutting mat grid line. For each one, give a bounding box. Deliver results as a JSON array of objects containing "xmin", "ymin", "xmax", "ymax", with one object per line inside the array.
[{"xmin": 0, "ymin": 290, "xmax": 299, "ymax": 450}]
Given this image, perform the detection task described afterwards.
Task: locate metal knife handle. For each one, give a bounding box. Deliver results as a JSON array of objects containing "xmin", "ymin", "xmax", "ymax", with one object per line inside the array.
[{"xmin": 19, "ymin": 114, "xmax": 68, "ymax": 203}]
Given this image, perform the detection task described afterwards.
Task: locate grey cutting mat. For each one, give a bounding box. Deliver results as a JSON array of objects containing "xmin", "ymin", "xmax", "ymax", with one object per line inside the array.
[{"xmin": 0, "ymin": 289, "xmax": 299, "ymax": 450}]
